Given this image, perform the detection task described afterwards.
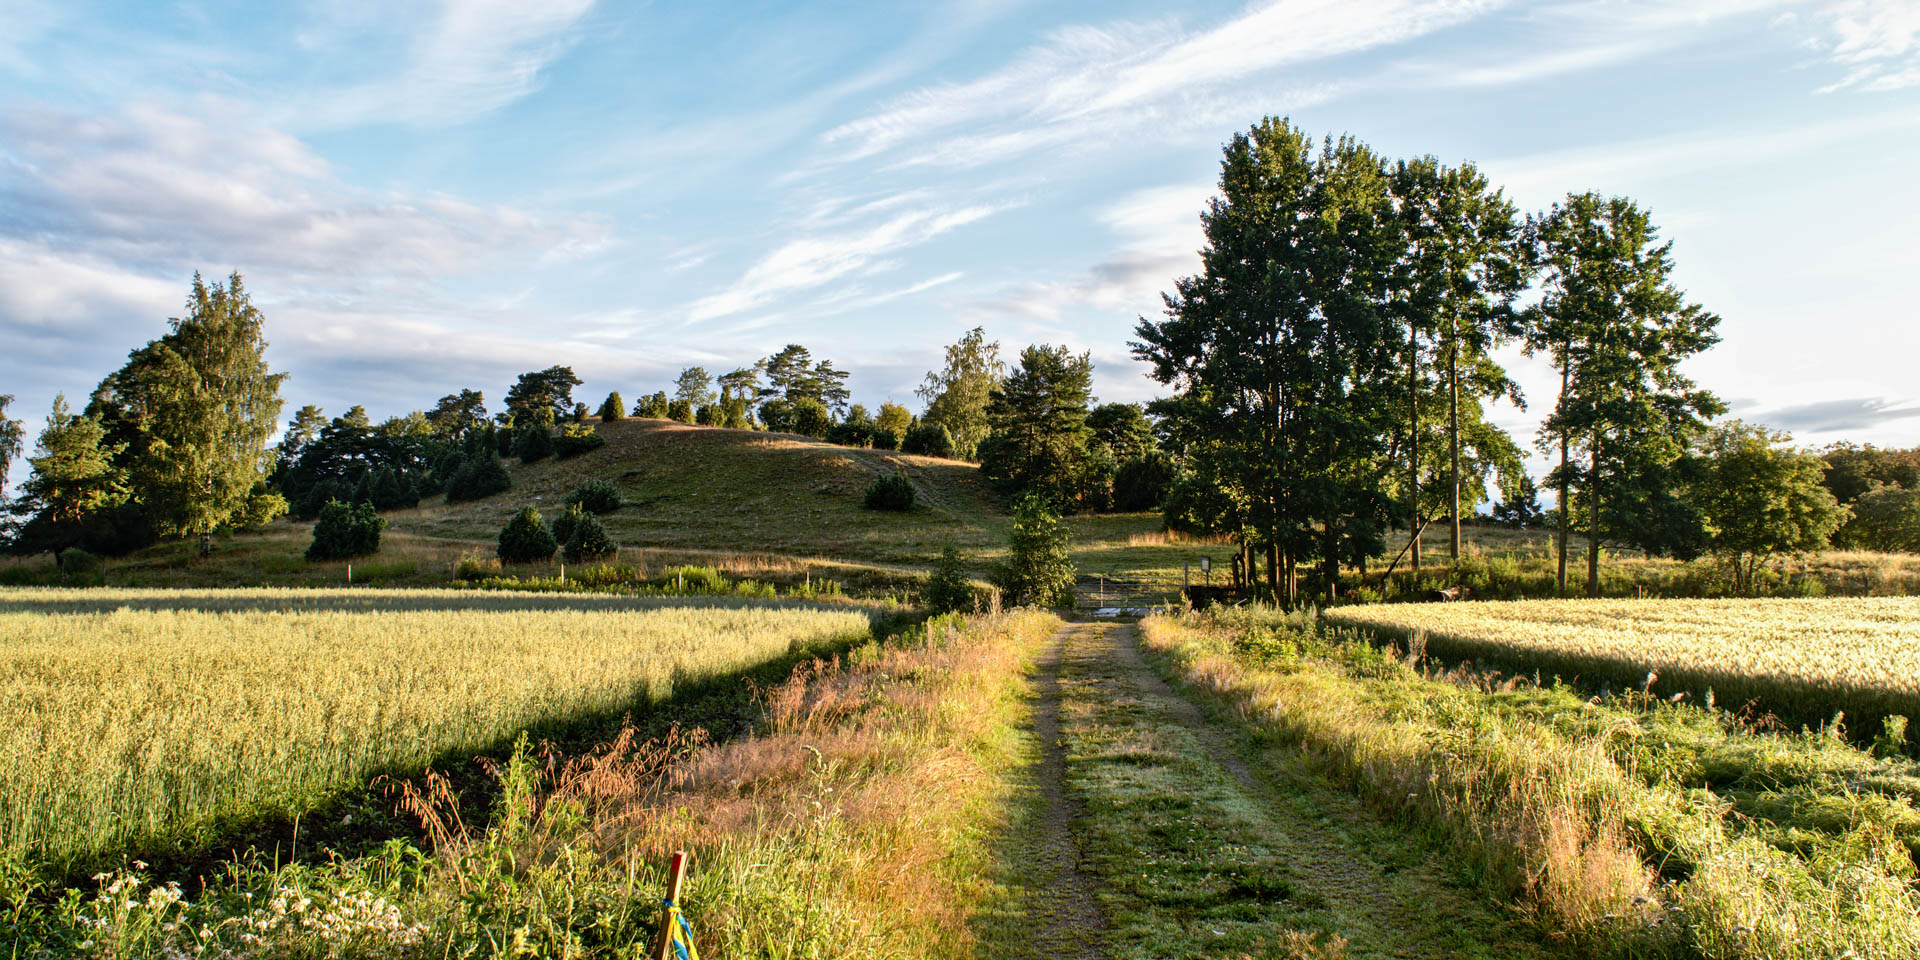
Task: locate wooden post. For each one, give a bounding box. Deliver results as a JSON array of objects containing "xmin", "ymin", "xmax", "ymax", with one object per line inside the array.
[
  {"xmin": 655, "ymin": 849, "xmax": 690, "ymax": 960},
  {"xmin": 346, "ymin": 563, "xmax": 352, "ymax": 585}
]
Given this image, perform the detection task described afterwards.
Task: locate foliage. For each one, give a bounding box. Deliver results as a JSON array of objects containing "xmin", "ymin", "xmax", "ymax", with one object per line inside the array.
[
  {"xmin": 564, "ymin": 478, "xmax": 622, "ymax": 514},
  {"xmin": 427, "ymin": 389, "xmax": 488, "ymax": 437},
  {"xmin": 825, "ymin": 404, "xmax": 875, "ymax": 447},
  {"xmin": 87, "ymin": 272, "xmax": 286, "ymax": 543},
  {"xmin": 995, "ymin": 494, "xmax": 1075, "ymax": 607},
  {"xmin": 445, "ymin": 453, "xmax": 511, "ymax": 503},
  {"xmin": 1113, "ymin": 451, "xmax": 1175, "ymax": 511},
  {"xmin": 1086, "ymin": 402, "xmax": 1156, "ymax": 461},
  {"xmin": 513, "ymin": 423, "xmax": 554, "ymax": 463},
  {"xmin": 789, "ymin": 397, "xmax": 831, "ymax": 438},
  {"xmin": 1821, "ymin": 442, "xmax": 1920, "ymax": 506},
  {"xmin": 553, "ymin": 422, "xmax": 605, "ymax": 459},
  {"xmin": 760, "ymin": 344, "xmax": 852, "ymax": 417},
  {"xmin": 1489, "ymin": 474, "xmax": 1547, "ymax": 528},
  {"xmin": 549, "ymin": 501, "xmax": 585, "ymax": 549},
  {"xmin": 1696, "ymin": 421, "xmax": 1847, "ymax": 593},
  {"xmin": 562, "ymin": 510, "xmax": 617, "ymax": 562},
  {"xmin": 306, "ymin": 499, "xmax": 385, "ymax": 561},
  {"xmin": 596, "ymin": 391, "xmax": 626, "ymax": 422},
  {"xmin": 873, "ymin": 402, "xmax": 912, "ymax": 448},
  {"xmin": 1842, "ymin": 483, "xmax": 1920, "ymax": 553},
  {"xmin": 674, "ymin": 366, "xmax": 716, "ymax": 411},
  {"xmin": 0, "ymin": 589, "xmax": 870, "ymax": 876},
  {"xmin": 922, "ymin": 544, "xmax": 975, "ymax": 614},
  {"xmin": 57, "ymin": 547, "xmax": 104, "ymax": 575},
  {"xmin": 497, "ymin": 506, "xmax": 557, "ymax": 563},
  {"xmin": 901, "ymin": 423, "xmax": 953, "ymax": 458},
  {"xmin": 503, "ymin": 366, "xmax": 582, "ymax": 426},
  {"xmin": 862, "ymin": 471, "xmax": 916, "ymax": 511},
  {"xmin": 636, "ymin": 391, "xmax": 671, "ymax": 419},
  {"xmin": 11, "ymin": 394, "xmax": 129, "ymax": 557},
  {"xmin": 916, "ymin": 326, "xmax": 1005, "ymax": 461},
  {"xmin": 980, "ymin": 344, "xmax": 1094, "ymax": 505},
  {"xmin": 667, "ymin": 398, "xmax": 694, "ymax": 423},
  {"xmin": 0, "ymin": 394, "xmax": 22, "ymax": 499},
  {"xmin": 1526, "ymin": 192, "xmax": 1724, "ymax": 595}
]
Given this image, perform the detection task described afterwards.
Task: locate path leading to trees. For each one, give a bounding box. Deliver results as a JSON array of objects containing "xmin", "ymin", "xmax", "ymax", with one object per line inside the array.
[{"xmin": 1004, "ymin": 619, "xmax": 1563, "ymax": 959}]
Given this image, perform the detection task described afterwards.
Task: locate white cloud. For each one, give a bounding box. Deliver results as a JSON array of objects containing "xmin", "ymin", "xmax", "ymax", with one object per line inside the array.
[
  {"xmin": 821, "ymin": 0, "xmax": 1497, "ymax": 170},
  {"xmin": 1811, "ymin": 0, "xmax": 1920, "ymax": 92},
  {"xmin": 686, "ymin": 203, "xmax": 1009, "ymax": 323},
  {"xmin": 295, "ymin": 0, "xmax": 599, "ymax": 128}
]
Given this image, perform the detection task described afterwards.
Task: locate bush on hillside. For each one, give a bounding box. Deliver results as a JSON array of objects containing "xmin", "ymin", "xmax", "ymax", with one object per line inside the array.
[
  {"xmin": 996, "ymin": 494, "xmax": 1075, "ymax": 608},
  {"xmin": 563, "ymin": 511, "xmax": 617, "ymax": 563},
  {"xmin": 515, "ymin": 424, "xmax": 554, "ymax": 463},
  {"xmin": 668, "ymin": 399, "xmax": 694, "ymax": 423},
  {"xmin": 637, "ymin": 391, "xmax": 671, "ymax": 419},
  {"xmin": 550, "ymin": 502, "xmax": 585, "ymax": 549},
  {"xmin": 298, "ymin": 477, "xmax": 348, "ymax": 520},
  {"xmin": 554, "ymin": 423, "xmax": 605, "ymax": 459},
  {"xmin": 870, "ymin": 427, "xmax": 899, "ymax": 450},
  {"xmin": 446, "ymin": 454, "xmax": 512, "ymax": 503},
  {"xmin": 598, "ymin": 392, "xmax": 627, "ymax": 422},
  {"xmin": 494, "ymin": 427, "xmax": 515, "ymax": 457},
  {"xmin": 58, "ymin": 547, "xmax": 105, "ymax": 576},
  {"xmin": 695, "ymin": 403, "xmax": 721, "ymax": 426},
  {"xmin": 923, "ymin": 544, "xmax": 975, "ymax": 614},
  {"xmin": 497, "ymin": 506, "xmax": 557, "ymax": 564},
  {"xmin": 791, "ymin": 398, "xmax": 832, "ymax": 438},
  {"xmin": 863, "ymin": 471, "xmax": 916, "ymax": 511},
  {"xmin": 565, "ymin": 478, "xmax": 622, "ymax": 514},
  {"xmin": 307, "ymin": 500, "xmax": 385, "ymax": 561},
  {"xmin": 902, "ymin": 423, "xmax": 954, "ymax": 458},
  {"xmin": 826, "ymin": 420, "xmax": 874, "ymax": 448}
]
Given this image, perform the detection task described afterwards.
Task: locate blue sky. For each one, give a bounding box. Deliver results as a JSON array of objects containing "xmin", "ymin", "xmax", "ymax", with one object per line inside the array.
[{"xmin": 3, "ymin": 0, "xmax": 1918, "ymax": 465}]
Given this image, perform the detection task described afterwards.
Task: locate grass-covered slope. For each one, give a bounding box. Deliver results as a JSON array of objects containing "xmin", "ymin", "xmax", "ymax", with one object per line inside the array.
[{"xmin": 398, "ymin": 419, "xmax": 1008, "ymax": 565}]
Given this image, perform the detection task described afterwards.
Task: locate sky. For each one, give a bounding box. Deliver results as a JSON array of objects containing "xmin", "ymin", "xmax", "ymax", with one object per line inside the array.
[{"xmin": 3, "ymin": 0, "xmax": 1919, "ymax": 473}]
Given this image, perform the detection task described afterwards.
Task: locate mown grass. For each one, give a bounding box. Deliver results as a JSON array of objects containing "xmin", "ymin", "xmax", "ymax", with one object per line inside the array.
[
  {"xmin": 1144, "ymin": 607, "xmax": 1920, "ymax": 959},
  {"xmin": 0, "ymin": 588, "xmax": 874, "ymax": 881},
  {"xmin": 11, "ymin": 608, "xmax": 1059, "ymax": 959}
]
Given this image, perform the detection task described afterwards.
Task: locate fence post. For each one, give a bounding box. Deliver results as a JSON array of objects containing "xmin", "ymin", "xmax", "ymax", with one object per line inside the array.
[
  {"xmin": 655, "ymin": 850, "xmax": 690, "ymax": 960},
  {"xmin": 346, "ymin": 563, "xmax": 352, "ymax": 585}
]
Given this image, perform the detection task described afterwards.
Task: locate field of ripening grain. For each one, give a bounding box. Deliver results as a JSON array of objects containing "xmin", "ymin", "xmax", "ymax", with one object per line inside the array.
[
  {"xmin": 1324, "ymin": 597, "xmax": 1920, "ymax": 731},
  {"xmin": 0, "ymin": 588, "xmax": 873, "ymax": 873}
]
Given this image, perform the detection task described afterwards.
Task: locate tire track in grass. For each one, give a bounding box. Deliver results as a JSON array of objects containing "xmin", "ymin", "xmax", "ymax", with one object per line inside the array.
[{"xmin": 1046, "ymin": 619, "xmax": 1565, "ymax": 960}]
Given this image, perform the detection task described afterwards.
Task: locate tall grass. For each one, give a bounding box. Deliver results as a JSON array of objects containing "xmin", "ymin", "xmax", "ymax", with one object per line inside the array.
[
  {"xmin": 1142, "ymin": 608, "xmax": 1920, "ymax": 959},
  {"xmin": 20, "ymin": 609, "xmax": 1059, "ymax": 958},
  {"xmin": 0, "ymin": 588, "xmax": 872, "ymax": 876}
]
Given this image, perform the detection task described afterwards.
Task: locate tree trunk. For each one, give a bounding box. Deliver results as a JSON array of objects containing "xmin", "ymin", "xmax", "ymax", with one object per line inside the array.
[
  {"xmin": 1267, "ymin": 540, "xmax": 1280, "ymax": 606},
  {"xmin": 1587, "ymin": 435, "xmax": 1601, "ymax": 598},
  {"xmin": 1449, "ymin": 321, "xmax": 1461, "ymax": 562},
  {"xmin": 1409, "ymin": 335, "xmax": 1421, "ymax": 572},
  {"xmin": 1555, "ymin": 355, "xmax": 1570, "ymax": 593}
]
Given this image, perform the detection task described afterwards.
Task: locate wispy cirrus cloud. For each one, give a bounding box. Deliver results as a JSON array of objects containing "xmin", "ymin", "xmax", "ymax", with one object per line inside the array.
[
  {"xmin": 293, "ymin": 0, "xmax": 600, "ymax": 128},
  {"xmin": 687, "ymin": 201, "xmax": 1011, "ymax": 323},
  {"xmin": 820, "ymin": 0, "xmax": 1501, "ymax": 170},
  {"xmin": 1810, "ymin": 0, "xmax": 1920, "ymax": 92}
]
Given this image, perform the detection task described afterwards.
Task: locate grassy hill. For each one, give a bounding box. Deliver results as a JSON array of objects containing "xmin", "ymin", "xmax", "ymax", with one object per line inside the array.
[{"xmin": 398, "ymin": 418, "xmax": 1010, "ymax": 564}]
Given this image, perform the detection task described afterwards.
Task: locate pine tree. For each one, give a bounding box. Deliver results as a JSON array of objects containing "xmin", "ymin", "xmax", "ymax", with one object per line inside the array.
[
  {"xmin": 16, "ymin": 395, "xmax": 128, "ymax": 559},
  {"xmin": 497, "ymin": 506, "xmax": 557, "ymax": 563},
  {"xmin": 597, "ymin": 392, "xmax": 626, "ymax": 422},
  {"xmin": 979, "ymin": 344, "xmax": 1094, "ymax": 504}
]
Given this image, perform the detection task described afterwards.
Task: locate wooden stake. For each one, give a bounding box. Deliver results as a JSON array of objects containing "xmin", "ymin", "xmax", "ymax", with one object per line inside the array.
[{"xmin": 655, "ymin": 849, "xmax": 690, "ymax": 960}]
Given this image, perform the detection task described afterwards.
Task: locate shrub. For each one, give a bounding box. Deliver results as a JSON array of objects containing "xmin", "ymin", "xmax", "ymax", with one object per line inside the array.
[
  {"xmin": 667, "ymin": 399, "xmax": 694, "ymax": 423},
  {"xmin": 996, "ymin": 494, "xmax": 1075, "ymax": 607},
  {"xmin": 454, "ymin": 553, "xmax": 501, "ymax": 580},
  {"xmin": 554, "ymin": 423, "xmax": 605, "ymax": 459},
  {"xmin": 597, "ymin": 392, "xmax": 626, "ymax": 422},
  {"xmin": 563, "ymin": 511, "xmax": 617, "ymax": 563},
  {"xmin": 923, "ymin": 545, "xmax": 974, "ymax": 614},
  {"xmin": 791, "ymin": 398, "xmax": 831, "ymax": 438},
  {"xmin": 863, "ymin": 471, "xmax": 916, "ymax": 511},
  {"xmin": 565, "ymin": 478, "xmax": 622, "ymax": 514},
  {"xmin": 446, "ymin": 454, "xmax": 512, "ymax": 503},
  {"xmin": 825, "ymin": 420, "xmax": 873, "ymax": 448},
  {"xmin": 870, "ymin": 427, "xmax": 899, "ymax": 450},
  {"xmin": 515, "ymin": 424, "xmax": 554, "ymax": 463},
  {"xmin": 298, "ymin": 477, "xmax": 348, "ymax": 520},
  {"xmin": 58, "ymin": 547, "xmax": 105, "ymax": 576},
  {"xmin": 497, "ymin": 506, "xmax": 557, "ymax": 563},
  {"xmin": 1113, "ymin": 452, "xmax": 1176, "ymax": 511},
  {"xmin": 369, "ymin": 467, "xmax": 409, "ymax": 511},
  {"xmin": 494, "ymin": 427, "xmax": 514, "ymax": 457},
  {"xmin": 306, "ymin": 500, "xmax": 385, "ymax": 561},
  {"xmin": 695, "ymin": 403, "xmax": 721, "ymax": 426},
  {"xmin": 662, "ymin": 565, "xmax": 727, "ymax": 593},
  {"xmin": 902, "ymin": 423, "xmax": 954, "ymax": 458},
  {"xmin": 637, "ymin": 391, "xmax": 670, "ymax": 419},
  {"xmin": 550, "ymin": 502, "xmax": 585, "ymax": 548}
]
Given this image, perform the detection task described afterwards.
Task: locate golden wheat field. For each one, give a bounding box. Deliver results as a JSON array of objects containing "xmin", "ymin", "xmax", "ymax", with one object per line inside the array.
[
  {"xmin": 1324, "ymin": 597, "xmax": 1920, "ymax": 730},
  {"xmin": 0, "ymin": 588, "xmax": 873, "ymax": 872}
]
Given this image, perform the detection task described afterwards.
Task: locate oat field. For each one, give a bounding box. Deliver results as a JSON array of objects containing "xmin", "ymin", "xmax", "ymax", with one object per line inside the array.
[
  {"xmin": 0, "ymin": 588, "xmax": 872, "ymax": 873},
  {"xmin": 1324, "ymin": 597, "xmax": 1920, "ymax": 731}
]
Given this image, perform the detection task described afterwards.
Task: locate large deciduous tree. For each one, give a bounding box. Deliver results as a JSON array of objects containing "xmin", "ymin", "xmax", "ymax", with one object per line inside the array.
[
  {"xmin": 917, "ymin": 326, "xmax": 1005, "ymax": 461},
  {"xmin": 1696, "ymin": 422, "xmax": 1846, "ymax": 594},
  {"xmin": 88, "ymin": 273, "xmax": 287, "ymax": 550},
  {"xmin": 1134, "ymin": 118, "xmax": 1402, "ymax": 604},
  {"xmin": 1526, "ymin": 194, "xmax": 1723, "ymax": 596}
]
